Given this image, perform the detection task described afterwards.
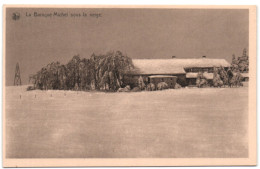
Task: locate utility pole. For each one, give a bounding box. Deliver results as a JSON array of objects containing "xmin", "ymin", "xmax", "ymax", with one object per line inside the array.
[{"xmin": 14, "ymin": 62, "xmax": 22, "ymax": 86}]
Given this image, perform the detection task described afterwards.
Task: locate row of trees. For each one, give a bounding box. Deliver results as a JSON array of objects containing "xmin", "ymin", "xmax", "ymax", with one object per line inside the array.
[
  {"xmin": 195, "ymin": 48, "xmax": 248, "ymax": 88},
  {"xmin": 195, "ymin": 66, "xmax": 243, "ymax": 88},
  {"xmin": 231, "ymin": 48, "xmax": 249, "ymax": 73},
  {"xmin": 30, "ymin": 51, "xmax": 134, "ymax": 91}
]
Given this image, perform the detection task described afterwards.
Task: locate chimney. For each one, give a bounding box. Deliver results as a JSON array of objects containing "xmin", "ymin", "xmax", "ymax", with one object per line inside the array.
[
  {"xmin": 172, "ymin": 56, "xmax": 176, "ymax": 59},
  {"xmin": 202, "ymin": 56, "xmax": 206, "ymax": 58}
]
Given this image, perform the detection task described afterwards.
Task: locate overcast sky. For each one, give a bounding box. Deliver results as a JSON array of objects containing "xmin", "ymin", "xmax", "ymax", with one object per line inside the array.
[{"xmin": 6, "ymin": 8, "xmax": 249, "ymax": 86}]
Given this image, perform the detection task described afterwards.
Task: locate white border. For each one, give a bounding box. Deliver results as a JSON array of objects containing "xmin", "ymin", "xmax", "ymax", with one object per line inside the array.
[{"xmin": 1, "ymin": 0, "xmax": 259, "ymax": 169}]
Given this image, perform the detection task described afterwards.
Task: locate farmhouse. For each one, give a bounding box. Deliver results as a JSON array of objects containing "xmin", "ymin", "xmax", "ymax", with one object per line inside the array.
[{"xmin": 124, "ymin": 57, "xmax": 231, "ymax": 88}]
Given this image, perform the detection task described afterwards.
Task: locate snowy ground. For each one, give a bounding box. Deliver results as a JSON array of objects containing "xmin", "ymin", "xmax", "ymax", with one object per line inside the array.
[{"xmin": 5, "ymin": 85, "xmax": 248, "ymax": 158}]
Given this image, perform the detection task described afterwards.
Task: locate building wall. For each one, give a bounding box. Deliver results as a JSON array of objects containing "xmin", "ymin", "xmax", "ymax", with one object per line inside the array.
[
  {"xmin": 150, "ymin": 77, "xmax": 177, "ymax": 88},
  {"xmin": 176, "ymin": 74, "xmax": 187, "ymax": 86},
  {"xmin": 185, "ymin": 67, "xmax": 229, "ymax": 73},
  {"xmin": 123, "ymin": 74, "xmax": 186, "ymax": 88},
  {"xmin": 124, "ymin": 66, "xmax": 230, "ymax": 88},
  {"xmin": 185, "ymin": 67, "xmax": 213, "ymax": 73},
  {"xmin": 186, "ymin": 78, "xmax": 196, "ymax": 86}
]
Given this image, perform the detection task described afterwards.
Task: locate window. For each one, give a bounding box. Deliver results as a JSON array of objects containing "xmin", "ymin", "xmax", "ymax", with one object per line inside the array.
[
  {"xmin": 196, "ymin": 68, "xmax": 200, "ymax": 72},
  {"xmin": 191, "ymin": 68, "xmax": 200, "ymax": 72},
  {"xmin": 208, "ymin": 68, "xmax": 213, "ymax": 73},
  {"xmin": 203, "ymin": 68, "xmax": 208, "ymax": 72},
  {"xmin": 185, "ymin": 69, "xmax": 190, "ymax": 72}
]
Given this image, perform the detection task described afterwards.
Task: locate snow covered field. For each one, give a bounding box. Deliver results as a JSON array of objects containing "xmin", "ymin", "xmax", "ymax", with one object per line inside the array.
[{"xmin": 5, "ymin": 85, "xmax": 248, "ymax": 158}]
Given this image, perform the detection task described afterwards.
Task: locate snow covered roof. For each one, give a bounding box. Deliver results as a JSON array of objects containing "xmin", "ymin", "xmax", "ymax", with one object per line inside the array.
[
  {"xmin": 203, "ymin": 73, "xmax": 214, "ymax": 80},
  {"xmin": 130, "ymin": 59, "xmax": 186, "ymax": 74},
  {"xmin": 241, "ymin": 73, "xmax": 249, "ymax": 78},
  {"xmin": 129, "ymin": 58, "xmax": 230, "ymax": 75},
  {"xmin": 186, "ymin": 73, "xmax": 198, "ymax": 78},
  {"xmin": 186, "ymin": 72, "xmax": 214, "ymax": 79}
]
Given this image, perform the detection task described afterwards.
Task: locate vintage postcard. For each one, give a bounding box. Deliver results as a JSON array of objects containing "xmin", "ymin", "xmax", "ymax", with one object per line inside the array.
[{"xmin": 2, "ymin": 5, "xmax": 256, "ymax": 167}]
